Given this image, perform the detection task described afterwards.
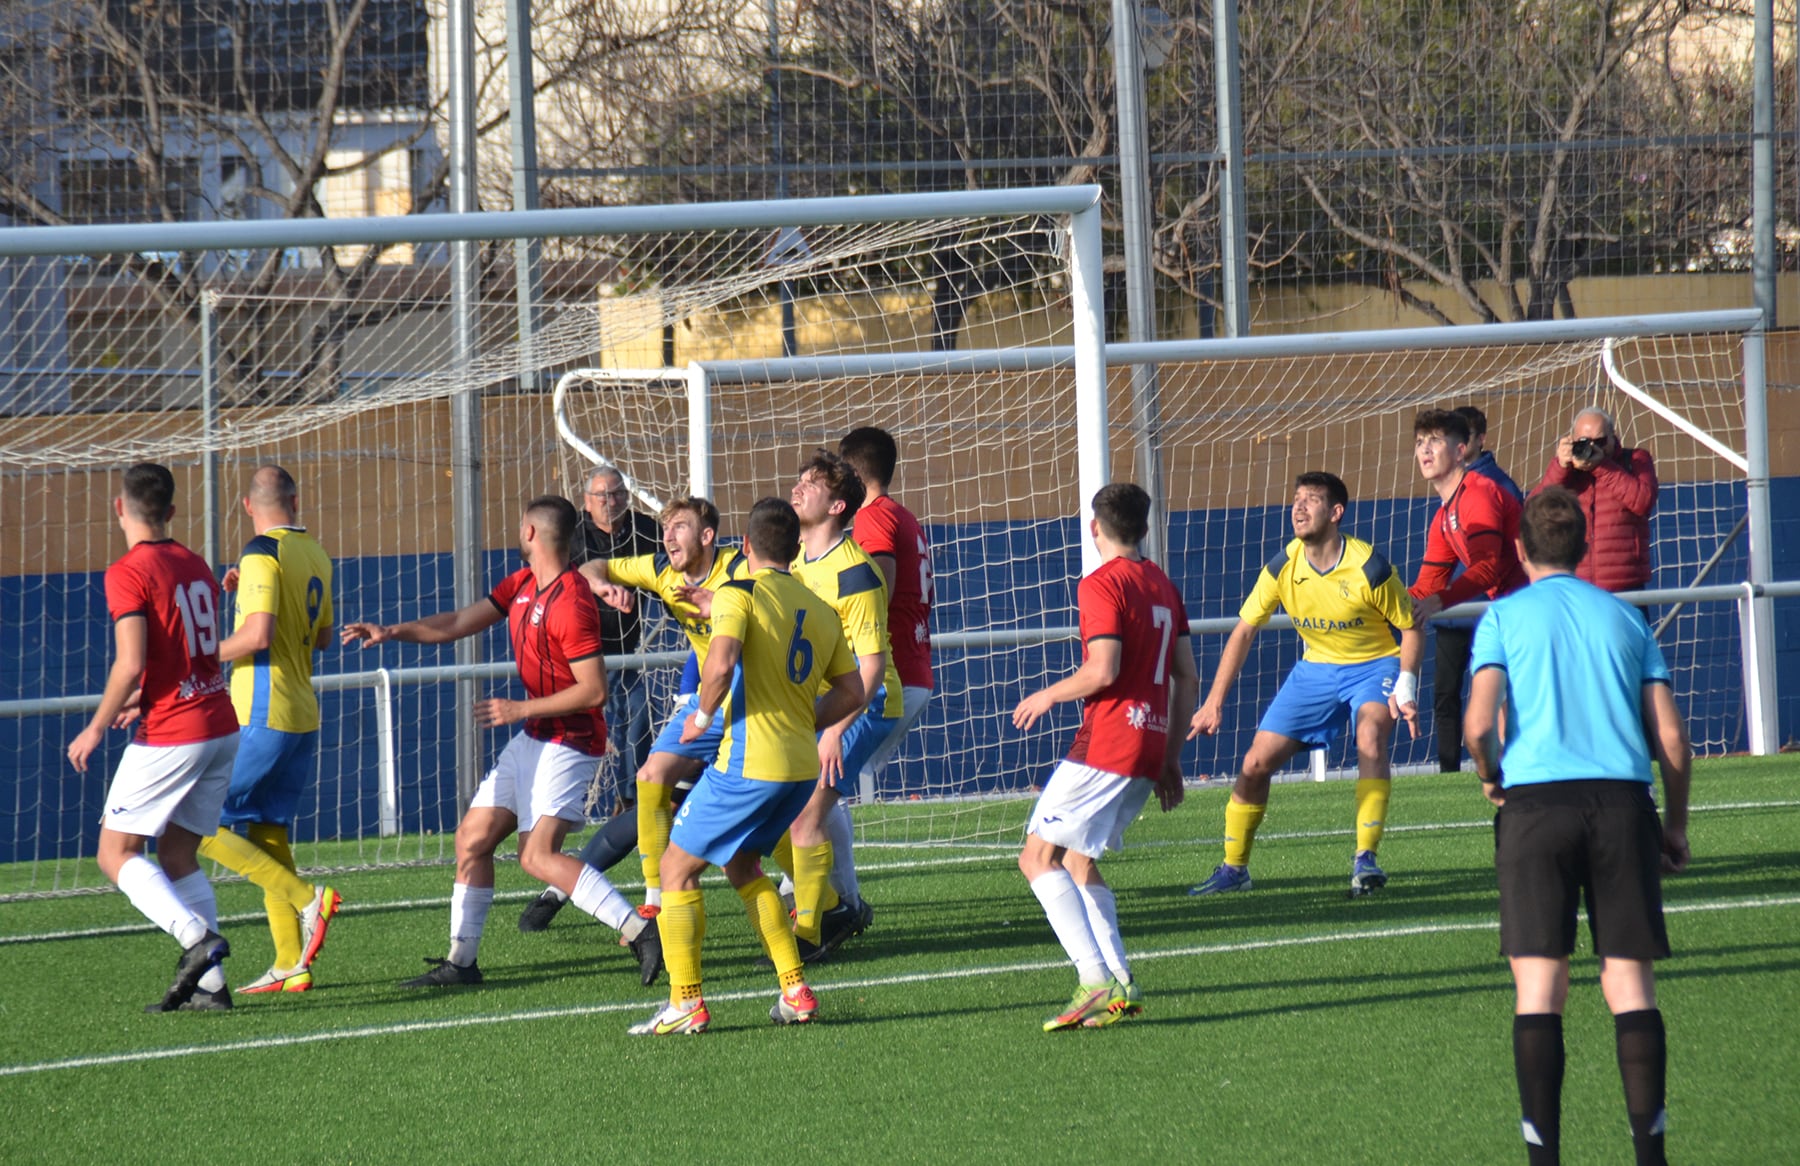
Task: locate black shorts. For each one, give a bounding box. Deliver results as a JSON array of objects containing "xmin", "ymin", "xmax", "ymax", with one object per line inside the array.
[{"xmin": 1494, "ymin": 779, "xmax": 1670, "ymax": 960}]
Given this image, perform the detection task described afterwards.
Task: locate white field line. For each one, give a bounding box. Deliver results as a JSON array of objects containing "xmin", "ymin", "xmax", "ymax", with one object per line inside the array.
[
  {"xmin": 5, "ymin": 797, "xmax": 1797, "ymax": 947},
  {"xmin": 4, "ymin": 892, "xmax": 1796, "ymax": 1080}
]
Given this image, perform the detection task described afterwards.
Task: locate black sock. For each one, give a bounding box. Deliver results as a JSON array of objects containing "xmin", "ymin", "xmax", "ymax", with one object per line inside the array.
[
  {"xmin": 1614, "ymin": 1009, "xmax": 1668, "ymax": 1166},
  {"xmin": 1513, "ymin": 1013, "xmax": 1564, "ymax": 1165}
]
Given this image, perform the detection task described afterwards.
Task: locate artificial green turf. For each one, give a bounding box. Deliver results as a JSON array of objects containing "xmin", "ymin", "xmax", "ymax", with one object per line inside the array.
[{"xmin": 2, "ymin": 758, "xmax": 1796, "ymax": 1164}]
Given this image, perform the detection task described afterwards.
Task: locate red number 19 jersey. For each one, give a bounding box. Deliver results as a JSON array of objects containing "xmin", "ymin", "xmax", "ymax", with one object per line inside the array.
[
  {"xmin": 1066, "ymin": 556, "xmax": 1189, "ymax": 780},
  {"xmin": 104, "ymin": 539, "xmax": 238, "ymax": 745}
]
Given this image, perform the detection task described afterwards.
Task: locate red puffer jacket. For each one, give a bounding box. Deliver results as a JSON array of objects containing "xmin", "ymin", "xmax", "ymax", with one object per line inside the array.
[{"xmin": 1534, "ymin": 447, "xmax": 1659, "ymax": 591}]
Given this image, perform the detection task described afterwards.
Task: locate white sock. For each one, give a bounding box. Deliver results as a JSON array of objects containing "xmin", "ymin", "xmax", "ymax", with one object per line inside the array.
[
  {"xmin": 168, "ymin": 869, "xmax": 219, "ymax": 931},
  {"xmin": 198, "ymin": 965, "xmax": 227, "ymax": 992},
  {"xmin": 115, "ymin": 856, "xmax": 207, "ymax": 947},
  {"xmin": 448, "ymin": 883, "xmax": 493, "ymax": 967},
  {"xmin": 1029, "ymin": 868, "xmax": 1107, "ymax": 986},
  {"xmin": 1075, "ymin": 881, "xmax": 1129, "ymax": 983},
  {"xmin": 826, "ymin": 799, "xmax": 861, "ymax": 907},
  {"xmin": 571, "ymin": 865, "xmax": 634, "ymax": 933}
]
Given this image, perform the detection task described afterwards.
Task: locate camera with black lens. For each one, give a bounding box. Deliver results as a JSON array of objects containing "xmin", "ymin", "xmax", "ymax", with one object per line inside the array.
[{"xmin": 1570, "ymin": 436, "xmax": 1604, "ymax": 462}]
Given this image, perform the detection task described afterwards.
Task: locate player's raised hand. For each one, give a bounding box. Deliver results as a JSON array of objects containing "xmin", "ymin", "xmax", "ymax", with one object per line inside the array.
[
  {"xmin": 340, "ymin": 621, "xmax": 390, "ymax": 647},
  {"xmin": 672, "ymin": 584, "xmax": 713, "ymax": 618},
  {"xmin": 220, "ymin": 566, "xmax": 240, "ymax": 592},
  {"xmin": 1410, "ymin": 593, "xmax": 1444, "ymax": 624},
  {"xmin": 1188, "ymin": 702, "xmax": 1222, "ymax": 739},
  {"xmin": 1012, "ymin": 689, "xmax": 1055, "ymax": 731}
]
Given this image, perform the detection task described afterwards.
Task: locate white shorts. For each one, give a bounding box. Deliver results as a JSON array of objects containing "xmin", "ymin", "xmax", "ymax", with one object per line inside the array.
[
  {"xmin": 103, "ymin": 734, "xmax": 239, "ymax": 839},
  {"xmin": 857, "ymin": 685, "xmax": 933, "ymax": 785},
  {"xmin": 470, "ymin": 733, "xmax": 599, "ymax": 829},
  {"xmin": 1026, "ymin": 760, "xmax": 1154, "ymax": 859}
]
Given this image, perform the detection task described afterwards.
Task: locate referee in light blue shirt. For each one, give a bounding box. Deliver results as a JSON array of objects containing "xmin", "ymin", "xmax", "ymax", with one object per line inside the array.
[{"xmin": 1465, "ymin": 486, "xmax": 1691, "ymax": 1166}]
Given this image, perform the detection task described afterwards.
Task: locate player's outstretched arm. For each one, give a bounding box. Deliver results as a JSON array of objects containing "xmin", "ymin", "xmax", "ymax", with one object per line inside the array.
[
  {"xmin": 1642, "ymin": 681, "xmax": 1692, "ymax": 872},
  {"xmin": 67, "ymin": 615, "xmax": 148, "ymax": 773},
  {"xmin": 340, "ymin": 597, "xmax": 502, "ymax": 647},
  {"xmin": 1157, "ymin": 636, "xmax": 1201, "ymax": 810},
  {"xmin": 1012, "ymin": 638, "xmax": 1122, "ymax": 731},
  {"xmin": 1190, "ymin": 620, "xmax": 1257, "ymax": 738}
]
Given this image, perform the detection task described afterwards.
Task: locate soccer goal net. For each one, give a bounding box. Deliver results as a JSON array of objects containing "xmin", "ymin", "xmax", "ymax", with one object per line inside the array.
[
  {"xmin": 558, "ymin": 312, "xmax": 1765, "ymax": 849},
  {"xmin": 0, "ymin": 190, "xmax": 1104, "ymax": 892}
]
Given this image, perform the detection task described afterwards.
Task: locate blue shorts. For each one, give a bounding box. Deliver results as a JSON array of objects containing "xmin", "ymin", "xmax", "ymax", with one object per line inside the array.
[
  {"xmin": 219, "ymin": 724, "xmax": 317, "ymax": 828},
  {"xmin": 650, "ymin": 693, "xmax": 726, "ymax": 764},
  {"xmin": 670, "ymin": 767, "xmax": 813, "ymax": 868},
  {"xmin": 1259, "ymin": 658, "xmax": 1398, "ymax": 748},
  {"xmin": 835, "ymin": 704, "xmax": 899, "ymax": 794}
]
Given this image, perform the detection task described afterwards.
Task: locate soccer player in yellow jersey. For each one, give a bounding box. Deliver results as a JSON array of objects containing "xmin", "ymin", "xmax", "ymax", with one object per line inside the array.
[
  {"xmin": 195, "ymin": 466, "xmax": 343, "ymax": 995},
  {"xmin": 786, "ymin": 449, "xmax": 903, "ymax": 957},
  {"xmin": 629, "ymin": 498, "xmax": 862, "ymax": 1035},
  {"xmin": 578, "ymin": 495, "xmax": 747, "ymax": 914},
  {"xmin": 1187, "ymin": 471, "xmax": 1423, "ymax": 898}
]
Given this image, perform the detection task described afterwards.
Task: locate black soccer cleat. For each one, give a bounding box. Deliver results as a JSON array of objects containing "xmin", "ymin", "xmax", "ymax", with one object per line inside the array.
[
  {"xmin": 813, "ymin": 903, "xmax": 861, "ymax": 960},
  {"xmin": 400, "ymin": 957, "xmax": 484, "ymax": 988},
  {"xmin": 518, "ymin": 891, "xmax": 567, "ymax": 933},
  {"xmin": 629, "ymin": 917, "xmax": 664, "ymax": 986},
  {"xmin": 851, "ymin": 897, "xmax": 874, "ymax": 936},
  {"xmin": 153, "ymin": 930, "xmax": 230, "ymax": 1012},
  {"xmin": 162, "ymin": 986, "xmax": 233, "ymax": 1012}
]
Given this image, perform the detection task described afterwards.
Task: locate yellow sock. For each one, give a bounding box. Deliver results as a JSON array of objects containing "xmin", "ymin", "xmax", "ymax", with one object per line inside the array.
[
  {"xmin": 791, "ymin": 840, "xmax": 837, "ymax": 943},
  {"xmin": 637, "ymin": 781, "xmax": 675, "ymax": 903},
  {"xmin": 772, "ymin": 832, "xmax": 796, "ymax": 881},
  {"xmin": 738, "ymin": 876, "xmax": 802, "ymax": 981},
  {"xmin": 245, "ymin": 824, "xmax": 308, "ymax": 969},
  {"xmin": 659, "ymin": 888, "xmax": 705, "ymax": 1005},
  {"xmin": 199, "ymin": 828, "xmax": 312, "ymax": 908},
  {"xmin": 263, "ymin": 888, "xmax": 304, "ymax": 969},
  {"xmin": 1355, "ymin": 778, "xmax": 1391, "ymax": 854},
  {"xmin": 1223, "ymin": 799, "xmax": 1267, "ymax": 868}
]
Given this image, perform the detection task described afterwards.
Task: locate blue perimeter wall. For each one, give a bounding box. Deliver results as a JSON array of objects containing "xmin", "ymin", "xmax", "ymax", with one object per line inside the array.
[{"xmin": 6, "ymin": 478, "xmax": 1797, "ymax": 863}]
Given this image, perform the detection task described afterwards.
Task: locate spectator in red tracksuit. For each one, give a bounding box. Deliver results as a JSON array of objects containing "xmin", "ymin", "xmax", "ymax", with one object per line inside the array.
[{"xmin": 1533, "ymin": 406, "xmax": 1659, "ymax": 592}]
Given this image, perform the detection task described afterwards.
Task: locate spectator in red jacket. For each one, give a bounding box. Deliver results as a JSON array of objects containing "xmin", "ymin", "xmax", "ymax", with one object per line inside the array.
[{"xmin": 1534, "ymin": 407, "xmax": 1658, "ymax": 592}]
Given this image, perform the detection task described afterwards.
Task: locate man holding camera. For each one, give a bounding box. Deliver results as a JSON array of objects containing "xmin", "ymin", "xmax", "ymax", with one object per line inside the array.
[{"xmin": 1534, "ymin": 406, "xmax": 1659, "ymax": 593}]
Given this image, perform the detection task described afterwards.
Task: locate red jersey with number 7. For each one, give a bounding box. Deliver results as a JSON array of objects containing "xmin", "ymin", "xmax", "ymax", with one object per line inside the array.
[
  {"xmin": 1067, "ymin": 555, "xmax": 1190, "ymax": 780},
  {"xmin": 489, "ymin": 566, "xmax": 608, "ymax": 756},
  {"xmin": 104, "ymin": 539, "xmax": 237, "ymax": 745}
]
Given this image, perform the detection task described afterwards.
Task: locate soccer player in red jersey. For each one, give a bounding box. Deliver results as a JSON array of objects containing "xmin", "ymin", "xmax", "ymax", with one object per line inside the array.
[
  {"xmin": 1408, "ymin": 408, "xmax": 1528, "ymax": 626},
  {"xmin": 67, "ymin": 462, "xmax": 241, "ymax": 1012},
  {"xmin": 1012, "ymin": 483, "xmax": 1199, "ymax": 1030},
  {"xmin": 342, "ymin": 495, "xmax": 661, "ymax": 987},
  {"xmin": 831, "ymin": 426, "xmax": 934, "ymax": 932}
]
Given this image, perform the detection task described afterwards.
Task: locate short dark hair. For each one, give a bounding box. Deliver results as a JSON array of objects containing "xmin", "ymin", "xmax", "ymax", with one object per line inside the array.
[
  {"xmin": 122, "ymin": 462, "xmax": 176, "ymax": 523},
  {"xmin": 524, "ymin": 494, "xmax": 580, "ymax": 557},
  {"xmin": 1092, "ymin": 482, "xmax": 1151, "ymax": 546},
  {"xmin": 800, "ymin": 447, "xmax": 866, "ymax": 524},
  {"xmin": 1294, "ymin": 471, "xmax": 1349, "ymax": 513},
  {"xmin": 1452, "ymin": 405, "xmax": 1488, "ymax": 438},
  {"xmin": 744, "ymin": 497, "xmax": 802, "ymax": 563},
  {"xmin": 1520, "ymin": 487, "xmax": 1587, "ymax": 570},
  {"xmin": 839, "ymin": 426, "xmax": 899, "ymax": 490},
  {"xmin": 659, "ymin": 496, "xmax": 721, "ymax": 533},
  {"xmin": 1414, "ymin": 408, "xmax": 1471, "ymax": 446}
]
